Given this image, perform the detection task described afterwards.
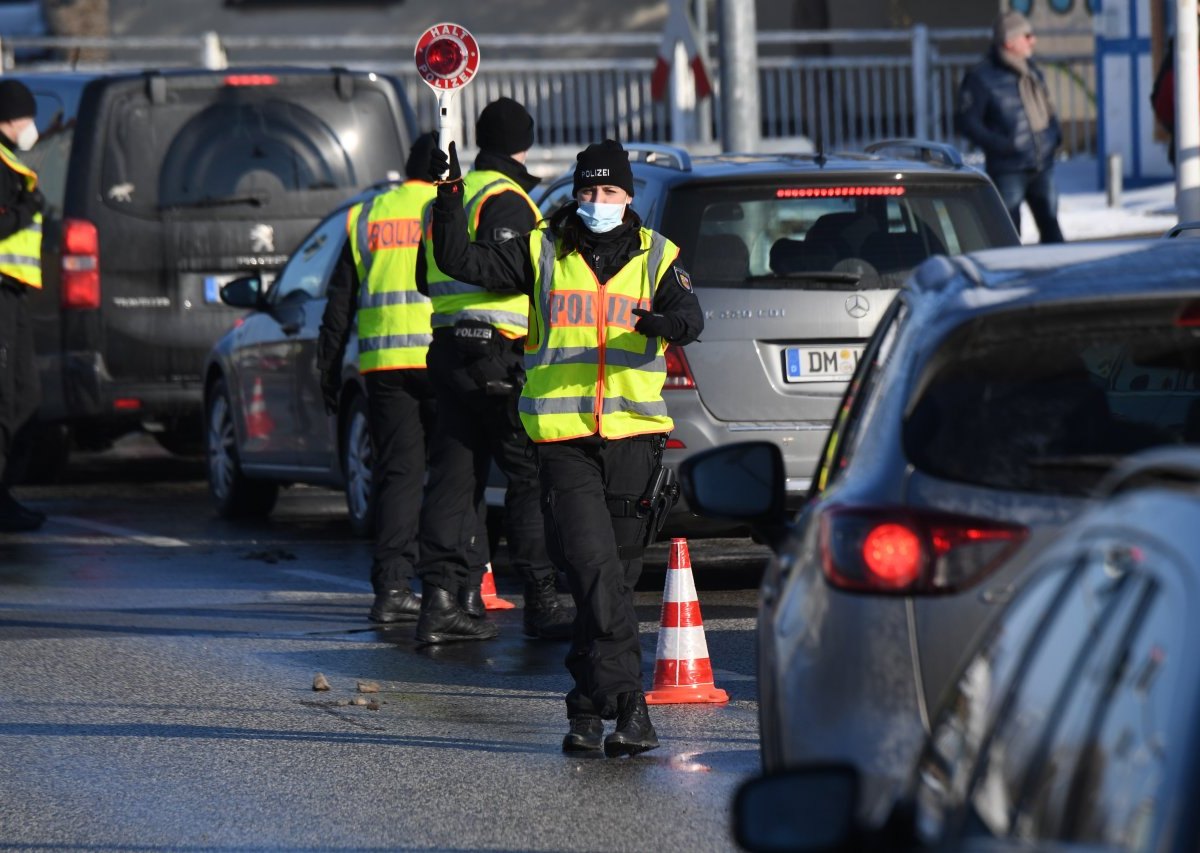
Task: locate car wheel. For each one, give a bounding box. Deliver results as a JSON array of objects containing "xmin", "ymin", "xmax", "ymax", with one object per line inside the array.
[
  {"xmin": 206, "ymin": 378, "xmax": 278, "ymax": 518},
  {"xmin": 341, "ymin": 392, "xmax": 374, "ymax": 538}
]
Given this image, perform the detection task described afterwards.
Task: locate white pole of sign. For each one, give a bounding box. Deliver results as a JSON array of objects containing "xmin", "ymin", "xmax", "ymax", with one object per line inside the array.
[{"xmin": 437, "ymin": 89, "xmax": 462, "ymax": 155}]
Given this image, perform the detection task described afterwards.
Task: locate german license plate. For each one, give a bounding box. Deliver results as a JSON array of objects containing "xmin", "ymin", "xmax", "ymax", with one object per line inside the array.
[{"xmin": 784, "ymin": 345, "xmax": 863, "ymax": 383}]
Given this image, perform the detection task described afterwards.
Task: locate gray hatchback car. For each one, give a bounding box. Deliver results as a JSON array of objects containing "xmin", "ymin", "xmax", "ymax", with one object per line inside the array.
[
  {"xmin": 682, "ymin": 237, "xmax": 1200, "ymax": 826},
  {"xmin": 537, "ymin": 141, "xmax": 1018, "ymax": 529}
]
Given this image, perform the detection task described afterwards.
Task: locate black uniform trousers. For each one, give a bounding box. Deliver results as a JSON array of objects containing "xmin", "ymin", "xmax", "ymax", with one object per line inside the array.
[
  {"xmin": 416, "ymin": 332, "xmax": 551, "ymax": 595},
  {"xmin": 537, "ymin": 434, "xmax": 662, "ymax": 719},
  {"xmin": 0, "ymin": 280, "xmax": 39, "ymax": 485},
  {"xmin": 366, "ymin": 368, "xmax": 431, "ymax": 593}
]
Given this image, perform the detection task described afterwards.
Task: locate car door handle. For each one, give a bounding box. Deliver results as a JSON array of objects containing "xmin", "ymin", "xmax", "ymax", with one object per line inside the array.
[{"xmin": 280, "ymin": 320, "xmax": 302, "ymax": 335}]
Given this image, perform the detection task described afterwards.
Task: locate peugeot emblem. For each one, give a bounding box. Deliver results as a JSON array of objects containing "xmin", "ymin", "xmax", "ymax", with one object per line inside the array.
[
  {"xmin": 845, "ymin": 294, "xmax": 870, "ymax": 319},
  {"xmin": 250, "ymin": 223, "xmax": 275, "ymax": 254}
]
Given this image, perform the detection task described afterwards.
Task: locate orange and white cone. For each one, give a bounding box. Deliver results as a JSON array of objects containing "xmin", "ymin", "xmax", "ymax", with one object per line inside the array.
[
  {"xmin": 646, "ymin": 538, "xmax": 729, "ymax": 705},
  {"xmin": 245, "ymin": 376, "xmax": 274, "ymax": 440},
  {"xmin": 480, "ymin": 561, "xmax": 515, "ymax": 610}
]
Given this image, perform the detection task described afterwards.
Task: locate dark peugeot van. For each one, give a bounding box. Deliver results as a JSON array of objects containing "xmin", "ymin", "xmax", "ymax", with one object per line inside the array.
[{"xmin": 14, "ymin": 67, "xmax": 416, "ymax": 473}]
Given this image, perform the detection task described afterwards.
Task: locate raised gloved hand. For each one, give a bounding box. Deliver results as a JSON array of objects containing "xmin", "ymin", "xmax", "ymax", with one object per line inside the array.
[
  {"xmin": 631, "ymin": 307, "xmax": 679, "ymax": 340},
  {"xmin": 428, "ymin": 141, "xmax": 462, "ymax": 184}
]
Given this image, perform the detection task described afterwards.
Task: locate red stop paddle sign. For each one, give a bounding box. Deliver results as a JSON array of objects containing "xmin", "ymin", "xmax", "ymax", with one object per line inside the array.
[{"xmin": 414, "ymin": 23, "xmax": 481, "ymax": 92}]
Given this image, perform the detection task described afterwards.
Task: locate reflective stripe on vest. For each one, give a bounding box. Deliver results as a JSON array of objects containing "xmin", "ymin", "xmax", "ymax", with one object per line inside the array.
[
  {"xmin": 423, "ymin": 170, "xmax": 537, "ymax": 337},
  {"xmin": 520, "ymin": 226, "xmax": 680, "ymax": 442},
  {"xmin": 0, "ymin": 145, "xmax": 42, "ymax": 290},
  {"xmin": 348, "ymin": 181, "xmax": 435, "ymax": 371}
]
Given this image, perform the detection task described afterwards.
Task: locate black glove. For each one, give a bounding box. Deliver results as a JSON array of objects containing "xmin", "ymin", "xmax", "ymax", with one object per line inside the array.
[
  {"xmin": 428, "ymin": 141, "xmax": 462, "ymax": 183},
  {"xmin": 320, "ymin": 373, "xmax": 339, "ymax": 416},
  {"xmin": 19, "ymin": 187, "xmax": 44, "ymax": 213},
  {"xmin": 632, "ymin": 307, "xmax": 679, "ymax": 340}
]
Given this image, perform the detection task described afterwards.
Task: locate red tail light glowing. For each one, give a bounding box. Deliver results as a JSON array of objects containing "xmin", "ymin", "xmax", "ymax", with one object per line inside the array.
[
  {"xmin": 820, "ymin": 506, "xmax": 1028, "ymax": 595},
  {"xmin": 666, "ymin": 438, "xmax": 686, "ymax": 449},
  {"xmin": 61, "ymin": 218, "xmax": 100, "ymax": 310},
  {"xmin": 861, "ymin": 523, "xmax": 922, "ymax": 587},
  {"xmin": 664, "ymin": 344, "xmax": 696, "ymax": 390}
]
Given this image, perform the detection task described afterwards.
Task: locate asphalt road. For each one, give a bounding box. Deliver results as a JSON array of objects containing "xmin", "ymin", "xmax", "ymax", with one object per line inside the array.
[{"xmin": 0, "ymin": 436, "xmax": 769, "ymax": 852}]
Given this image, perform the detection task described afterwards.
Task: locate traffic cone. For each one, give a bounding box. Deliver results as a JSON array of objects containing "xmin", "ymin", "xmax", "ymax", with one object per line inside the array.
[
  {"xmin": 245, "ymin": 376, "xmax": 274, "ymax": 440},
  {"xmin": 645, "ymin": 538, "xmax": 729, "ymax": 705},
  {"xmin": 480, "ymin": 561, "xmax": 515, "ymax": 610}
]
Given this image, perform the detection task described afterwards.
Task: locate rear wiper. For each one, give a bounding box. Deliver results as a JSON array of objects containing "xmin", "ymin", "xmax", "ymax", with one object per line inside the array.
[
  {"xmin": 160, "ymin": 193, "xmax": 269, "ymax": 211},
  {"xmin": 746, "ymin": 271, "xmax": 863, "ymax": 287}
]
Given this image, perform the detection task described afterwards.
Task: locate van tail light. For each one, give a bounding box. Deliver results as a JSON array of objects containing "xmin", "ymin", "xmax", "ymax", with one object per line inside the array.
[
  {"xmin": 224, "ymin": 74, "xmax": 278, "ymax": 86},
  {"xmin": 664, "ymin": 344, "xmax": 696, "ymax": 390},
  {"xmin": 819, "ymin": 506, "xmax": 1028, "ymax": 595},
  {"xmin": 61, "ymin": 218, "xmax": 100, "ymax": 310}
]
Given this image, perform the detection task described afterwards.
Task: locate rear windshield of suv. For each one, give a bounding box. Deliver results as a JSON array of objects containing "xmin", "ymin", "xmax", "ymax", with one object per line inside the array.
[
  {"xmin": 101, "ymin": 75, "xmax": 405, "ymax": 219},
  {"xmin": 662, "ymin": 180, "xmax": 1012, "ymax": 290},
  {"xmin": 904, "ymin": 299, "xmax": 1200, "ymax": 496}
]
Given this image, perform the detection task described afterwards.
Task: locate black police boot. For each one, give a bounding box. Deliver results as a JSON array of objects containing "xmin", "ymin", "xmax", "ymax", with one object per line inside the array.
[
  {"xmin": 523, "ymin": 574, "xmax": 574, "ymax": 640},
  {"xmin": 458, "ymin": 585, "xmax": 484, "ymax": 619},
  {"xmin": 562, "ymin": 715, "xmax": 604, "ymax": 753},
  {"xmin": 603, "ymin": 692, "xmax": 659, "ymax": 757},
  {"xmin": 0, "ymin": 488, "xmax": 45, "ymax": 533},
  {"xmin": 368, "ymin": 589, "xmax": 421, "ymax": 623},
  {"xmin": 415, "ymin": 585, "xmax": 498, "ymax": 645}
]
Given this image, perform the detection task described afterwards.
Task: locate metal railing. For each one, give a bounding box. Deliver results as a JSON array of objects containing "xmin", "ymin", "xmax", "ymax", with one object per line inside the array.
[{"xmin": 1, "ymin": 27, "xmax": 1097, "ymax": 160}]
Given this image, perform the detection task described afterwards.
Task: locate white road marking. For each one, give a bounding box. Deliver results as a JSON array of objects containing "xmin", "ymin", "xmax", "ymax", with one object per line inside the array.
[
  {"xmin": 280, "ymin": 568, "xmax": 372, "ymax": 592},
  {"xmin": 53, "ymin": 516, "xmax": 189, "ymax": 548}
]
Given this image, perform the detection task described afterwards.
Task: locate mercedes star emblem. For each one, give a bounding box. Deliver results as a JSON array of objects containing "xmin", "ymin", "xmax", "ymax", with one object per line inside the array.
[{"xmin": 845, "ymin": 293, "xmax": 870, "ymax": 319}]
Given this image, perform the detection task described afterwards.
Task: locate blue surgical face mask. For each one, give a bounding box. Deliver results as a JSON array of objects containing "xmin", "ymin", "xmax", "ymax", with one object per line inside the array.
[{"xmin": 576, "ymin": 201, "xmax": 627, "ymax": 234}]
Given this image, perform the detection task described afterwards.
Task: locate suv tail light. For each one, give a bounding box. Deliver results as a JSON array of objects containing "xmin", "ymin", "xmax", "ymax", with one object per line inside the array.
[
  {"xmin": 819, "ymin": 506, "xmax": 1028, "ymax": 595},
  {"xmin": 664, "ymin": 344, "xmax": 696, "ymax": 390},
  {"xmin": 61, "ymin": 218, "xmax": 100, "ymax": 310}
]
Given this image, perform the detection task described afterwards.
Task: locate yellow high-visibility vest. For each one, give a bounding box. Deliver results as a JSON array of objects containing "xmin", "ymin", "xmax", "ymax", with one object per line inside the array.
[
  {"xmin": 423, "ymin": 169, "xmax": 538, "ymax": 338},
  {"xmin": 0, "ymin": 144, "xmax": 42, "ymax": 290},
  {"xmin": 347, "ymin": 181, "xmax": 435, "ymax": 372},
  {"xmin": 520, "ymin": 226, "xmax": 680, "ymax": 442}
]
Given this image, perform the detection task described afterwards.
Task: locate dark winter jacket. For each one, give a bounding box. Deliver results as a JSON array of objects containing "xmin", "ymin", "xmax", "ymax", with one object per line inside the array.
[{"xmin": 954, "ymin": 48, "xmax": 1062, "ymax": 174}]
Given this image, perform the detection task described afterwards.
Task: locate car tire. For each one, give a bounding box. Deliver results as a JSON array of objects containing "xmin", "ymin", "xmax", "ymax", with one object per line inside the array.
[
  {"xmin": 341, "ymin": 392, "xmax": 375, "ymax": 538},
  {"xmin": 206, "ymin": 377, "xmax": 278, "ymax": 518}
]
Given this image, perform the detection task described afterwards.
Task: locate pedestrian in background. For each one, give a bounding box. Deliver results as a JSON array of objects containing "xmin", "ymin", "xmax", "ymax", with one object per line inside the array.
[
  {"xmin": 0, "ymin": 79, "xmax": 46, "ymax": 533},
  {"xmin": 427, "ymin": 138, "xmax": 703, "ymax": 756},
  {"xmin": 955, "ymin": 11, "xmax": 1064, "ymax": 243},
  {"xmin": 413, "ymin": 98, "xmax": 573, "ymax": 644},
  {"xmin": 317, "ymin": 132, "xmax": 488, "ymax": 624}
]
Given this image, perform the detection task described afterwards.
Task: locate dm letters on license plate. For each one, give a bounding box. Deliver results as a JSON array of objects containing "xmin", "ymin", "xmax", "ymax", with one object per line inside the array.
[{"xmin": 785, "ymin": 345, "xmax": 861, "ymax": 383}]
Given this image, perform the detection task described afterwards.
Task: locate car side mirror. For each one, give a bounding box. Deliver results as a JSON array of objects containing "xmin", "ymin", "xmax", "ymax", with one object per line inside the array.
[
  {"xmin": 733, "ymin": 766, "xmax": 860, "ymax": 853},
  {"xmin": 220, "ymin": 275, "xmax": 265, "ymax": 310},
  {"xmin": 679, "ymin": 441, "xmax": 789, "ymax": 549}
]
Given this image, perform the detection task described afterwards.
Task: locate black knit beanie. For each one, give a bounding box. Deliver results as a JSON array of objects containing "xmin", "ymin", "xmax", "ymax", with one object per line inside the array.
[
  {"xmin": 404, "ymin": 131, "xmax": 438, "ymax": 180},
  {"xmin": 0, "ymin": 80, "xmax": 36, "ymax": 123},
  {"xmin": 573, "ymin": 139, "xmax": 635, "ymax": 197},
  {"xmin": 475, "ymin": 97, "xmax": 534, "ymax": 155}
]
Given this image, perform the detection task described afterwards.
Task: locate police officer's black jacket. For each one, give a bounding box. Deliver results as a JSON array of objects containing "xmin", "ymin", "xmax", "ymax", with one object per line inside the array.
[
  {"xmin": 954, "ymin": 48, "xmax": 1062, "ymax": 174},
  {"xmin": 430, "ymin": 194, "xmax": 703, "ymax": 346}
]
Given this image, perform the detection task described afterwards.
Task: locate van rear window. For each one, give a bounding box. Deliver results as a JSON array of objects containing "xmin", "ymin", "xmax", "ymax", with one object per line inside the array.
[
  {"xmin": 904, "ymin": 300, "xmax": 1200, "ymax": 496},
  {"xmin": 101, "ymin": 77, "xmax": 405, "ymax": 218}
]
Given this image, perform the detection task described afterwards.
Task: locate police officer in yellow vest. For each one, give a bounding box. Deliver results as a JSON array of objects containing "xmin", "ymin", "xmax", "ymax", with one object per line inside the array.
[
  {"xmin": 0, "ymin": 80, "xmax": 46, "ymax": 533},
  {"xmin": 413, "ymin": 98, "xmax": 573, "ymax": 644},
  {"xmin": 428, "ymin": 139, "xmax": 703, "ymax": 755},
  {"xmin": 317, "ymin": 133, "xmax": 489, "ymax": 623}
]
